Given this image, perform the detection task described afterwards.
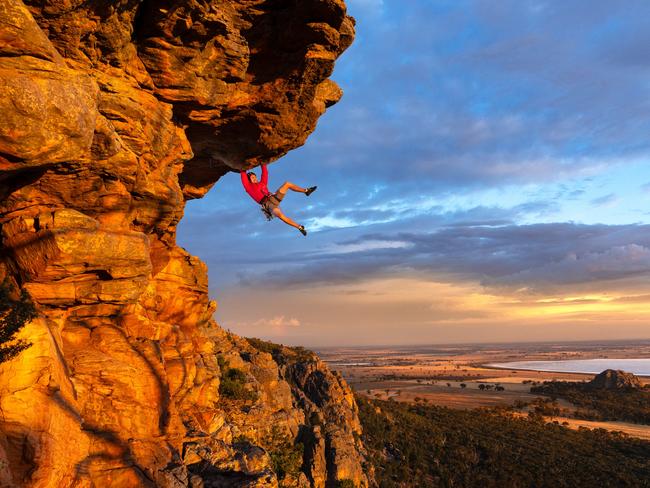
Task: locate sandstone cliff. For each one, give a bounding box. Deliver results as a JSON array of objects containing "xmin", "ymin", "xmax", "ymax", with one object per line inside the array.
[{"xmin": 0, "ymin": 0, "xmax": 367, "ymax": 486}]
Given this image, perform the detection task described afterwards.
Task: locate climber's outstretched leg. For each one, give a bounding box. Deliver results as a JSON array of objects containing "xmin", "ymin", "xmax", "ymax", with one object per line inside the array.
[
  {"xmin": 272, "ymin": 207, "xmax": 307, "ymax": 236},
  {"xmin": 272, "ymin": 207, "xmax": 300, "ymax": 228}
]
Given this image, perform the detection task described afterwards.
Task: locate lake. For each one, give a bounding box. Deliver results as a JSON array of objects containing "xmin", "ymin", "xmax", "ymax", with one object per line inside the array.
[{"xmin": 489, "ymin": 358, "xmax": 650, "ymax": 376}]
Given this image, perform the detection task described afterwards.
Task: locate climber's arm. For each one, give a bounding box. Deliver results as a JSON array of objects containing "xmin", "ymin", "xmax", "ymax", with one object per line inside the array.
[
  {"xmin": 261, "ymin": 164, "xmax": 268, "ymax": 186},
  {"xmin": 240, "ymin": 170, "xmax": 250, "ymax": 191}
]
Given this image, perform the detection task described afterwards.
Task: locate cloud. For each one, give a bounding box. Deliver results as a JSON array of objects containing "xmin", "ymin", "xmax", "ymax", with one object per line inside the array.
[
  {"xmin": 229, "ymin": 315, "xmax": 300, "ymax": 330},
  {"xmin": 176, "ymin": 1, "xmax": 650, "ymax": 345},
  {"xmin": 298, "ymin": 0, "xmax": 650, "ymax": 199},
  {"xmin": 253, "ymin": 316, "xmax": 301, "ymax": 328},
  {"xmin": 493, "ymin": 243, "xmax": 650, "ymax": 288},
  {"xmin": 590, "ymin": 193, "xmax": 618, "ymax": 207},
  {"xmin": 325, "ymin": 239, "xmax": 413, "ymax": 254},
  {"xmin": 235, "ymin": 223, "xmax": 650, "ymax": 294}
]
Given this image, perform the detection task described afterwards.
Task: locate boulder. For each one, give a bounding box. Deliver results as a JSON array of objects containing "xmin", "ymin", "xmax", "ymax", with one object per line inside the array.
[{"xmin": 588, "ymin": 369, "xmax": 643, "ymax": 390}]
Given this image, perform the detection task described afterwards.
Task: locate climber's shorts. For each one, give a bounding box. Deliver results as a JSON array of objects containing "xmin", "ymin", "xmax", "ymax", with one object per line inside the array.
[{"xmin": 261, "ymin": 192, "xmax": 284, "ymax": 214}]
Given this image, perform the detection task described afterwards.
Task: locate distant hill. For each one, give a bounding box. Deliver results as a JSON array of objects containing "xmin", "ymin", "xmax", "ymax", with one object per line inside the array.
[
  {"xmin": 589, "ymin": 369, "xmax": 643, "ymax": 390},
  {"xmin": 532, "ymin": 370, "xmax": 650, "ymax": 424}
]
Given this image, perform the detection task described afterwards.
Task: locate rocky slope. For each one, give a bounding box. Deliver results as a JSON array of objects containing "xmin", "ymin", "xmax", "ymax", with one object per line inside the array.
[
  {"xmin": 589, "ymin": 369, "xmax": 643, "ymax": 390},
  {"xmin": 0, "ymin": 0, "xmax": 367, "ymax": 486}
]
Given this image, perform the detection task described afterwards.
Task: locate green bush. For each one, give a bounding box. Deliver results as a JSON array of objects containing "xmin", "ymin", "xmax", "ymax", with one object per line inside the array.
[
  {"xmin": 270, "ymin": 441, "xmax": 304, "ymax": 480},
  {"xmin": 246, "ymin": 337, "xmax": 283, "ymax": 356},
  {"xmin": 261, "ymin": 425, "xmax": 305, "ymax": 481},
  {"xmin": 245, "ymin": 338, "xmax": 316, "ymax": 369},
  {"xmin": 218, "ymin": 356, "xmax": 257, "ymax": 401},
  {"xmin": 217, "ymin": 354, "xmax": 227, "ymax": 370},
  {"xmin": 289, "ymin": 345, "xmax": 316, "ymax": 361},
  {"xmin": 0, "ymin": 281, "xmax": 36, "ymax": 363}
]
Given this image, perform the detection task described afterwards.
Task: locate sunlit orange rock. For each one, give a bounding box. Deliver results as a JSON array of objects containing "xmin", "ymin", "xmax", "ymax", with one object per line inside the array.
[{"xmin": 0, "ymin": 0, "xmax": 368, "ymax": 486}]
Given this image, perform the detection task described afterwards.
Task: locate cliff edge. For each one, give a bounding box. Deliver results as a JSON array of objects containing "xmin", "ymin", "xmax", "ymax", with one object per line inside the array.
[{"xmin": 0, "ymin": 0, "xmax": 367, "ymax": 486}]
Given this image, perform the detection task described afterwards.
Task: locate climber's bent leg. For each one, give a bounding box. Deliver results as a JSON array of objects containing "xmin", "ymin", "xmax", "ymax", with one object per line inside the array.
[{"xmin": 277, "ymin": 181, "xmax": 306, "ymax": 196}]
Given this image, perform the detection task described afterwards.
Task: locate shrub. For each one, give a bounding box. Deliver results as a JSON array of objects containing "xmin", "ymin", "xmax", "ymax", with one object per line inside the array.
[
  {"xmin": 217, "ymin": 354, "xmax": 227, "ymax": 370},
  {"xmin": 246, "ymin": 337, "xmax": 283, "ymax": 356},
  {"xmin": 218, "ymin": 356, "xmax": 257, "ymax": 401},
  {"xmin": 289, "ymin": 345, "xmax": 315, "ymax": 361},
  {"xmin": 270, "ymin": 441, "xmax": 304, "ymax": 480},
  {"xmin": 261, "ymin": 425, "xmax": 305, "ymax": 480},
  {"xmin": 0, "ymin": 281, "xmax": 36, "ymax": 363}
]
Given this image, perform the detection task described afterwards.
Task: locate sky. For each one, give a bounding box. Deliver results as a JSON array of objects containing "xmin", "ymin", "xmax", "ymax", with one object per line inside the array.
[{"xmin": 178, "ymin": 0, "xmax": 650, "ymax": 347}]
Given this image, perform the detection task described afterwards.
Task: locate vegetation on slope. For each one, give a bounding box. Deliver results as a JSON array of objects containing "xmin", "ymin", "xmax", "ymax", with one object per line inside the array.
[
  {"xmin": 245, "ymin": 336, "xmax": 316, "ymax": 363},
  {"xmin": 358, "ymin": 395, "xmax": 650, "ymax": 488},
  {"xmin": 268, "ymin": 436, "xmax": 304, "ymax": 481},
  {"xmin": 531, "ymin": 381, "xmax": 650, "ymax": 424},
  {"xmin": 217, "ymin": 355, "xmax": 258, "ymax": 401}
]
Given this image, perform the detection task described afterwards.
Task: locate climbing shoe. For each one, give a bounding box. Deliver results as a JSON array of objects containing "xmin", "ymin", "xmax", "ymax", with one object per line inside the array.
[
  {"xmin": 305, "ymin": 186, "xmax": 317, "ymax": 196},
  {"xmin": 298, "ymin": 225, "xmax": 307, "ymax": 236}
]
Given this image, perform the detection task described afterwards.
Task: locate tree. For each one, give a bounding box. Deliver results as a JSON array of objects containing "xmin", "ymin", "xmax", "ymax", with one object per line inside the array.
[
  {"xmin": 478, "ymin": 384, "xmax": 486, "ymax": 391},
  {"xmin": 460, "ymin": 383, "xmax": 467, "ymax": 389},
  {"xmin": 0, "ymin": 281, "xmax": 36, "ymax": 363}
]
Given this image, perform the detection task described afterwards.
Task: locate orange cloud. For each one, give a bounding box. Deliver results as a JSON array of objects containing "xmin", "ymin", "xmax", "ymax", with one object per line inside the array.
[{"xmin": 218, "ymin": 275, "xmax": 650, "ymax": 346}]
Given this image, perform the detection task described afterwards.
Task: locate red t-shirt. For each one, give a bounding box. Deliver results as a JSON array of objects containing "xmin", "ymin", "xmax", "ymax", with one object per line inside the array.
[{"xmin": 240, "ymin": 165, "xmax": 270, "ymax": 203}]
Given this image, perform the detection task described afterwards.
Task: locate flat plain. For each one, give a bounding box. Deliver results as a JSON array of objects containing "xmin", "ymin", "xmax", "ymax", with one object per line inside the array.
[{"xmin": 316, "ymin": 340, "xmax": 650, "ymax": 439}]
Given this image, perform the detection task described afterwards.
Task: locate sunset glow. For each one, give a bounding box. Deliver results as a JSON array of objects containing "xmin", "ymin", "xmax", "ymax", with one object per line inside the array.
[{"xmin": 179, "ymin": 0, "xmax": 650, "ymax": 346}]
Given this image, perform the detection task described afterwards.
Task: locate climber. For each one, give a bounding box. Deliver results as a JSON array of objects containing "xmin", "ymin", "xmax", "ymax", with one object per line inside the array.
[{"xmin": 240, "ymin": 163, "xmax": 316, "ymax": 236}]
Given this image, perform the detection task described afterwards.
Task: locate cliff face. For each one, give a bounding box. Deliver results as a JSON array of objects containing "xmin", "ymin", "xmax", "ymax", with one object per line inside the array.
[{"xmin": 0, "ymin": 1, "xmax": 366, "ymax": 486}]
